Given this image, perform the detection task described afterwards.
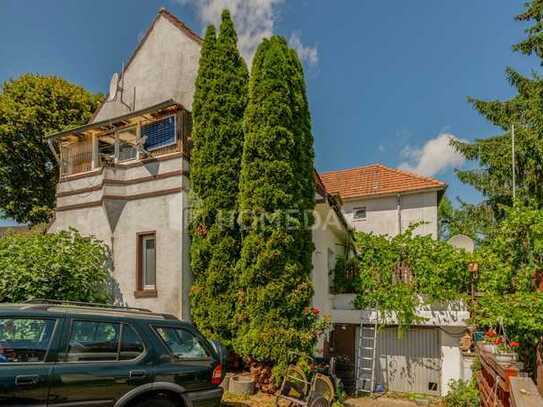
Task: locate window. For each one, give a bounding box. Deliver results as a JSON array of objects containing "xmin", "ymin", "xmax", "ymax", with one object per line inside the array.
[
  {"xmin": 0, "ymin": 318, "xmax": 56, "ymax": 363},
  {"xmin": 66, "ymin": 321, "xmax": 145, "ymax": 362},
  {"xmin": 119, "ymin": 324, "xmax": 145, "ymax": 361},
  {"xmin": 327, "ymin": 248, "xmax": 336, "ymax": 292},
  {"xmin": 353, "ymin": 207, "xmax": 367, "ymax": 220},
  {"xmin": 154, "ymin": 327, "xmax": 209, "ymax": 359},
  {"xmin": 117, "ymin": 126, "xmax": 138, "ymax": 161},
  {"xmin": 67, "ymin": 320, "xmax": 120, "ymax": 362},
  {"xmin": 137, "ymin": 232, "xmax": 156, "ymax": 292},
  {"xmin": 142, "ymin": 116, "xmax": 176, "ymax": 151}
]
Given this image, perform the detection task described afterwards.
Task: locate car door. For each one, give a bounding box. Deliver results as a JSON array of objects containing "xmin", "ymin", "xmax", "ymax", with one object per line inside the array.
[
  {"xmin": 0, "ymin": 315, "xmax": 61, "ymax": 406},
  {"xmin": 47, "ymin": 317, "xmax": 150, "ymax": 407},
  {"xmin": 152, "ymin": 324, "xmax": 217, "ymax": 391}
]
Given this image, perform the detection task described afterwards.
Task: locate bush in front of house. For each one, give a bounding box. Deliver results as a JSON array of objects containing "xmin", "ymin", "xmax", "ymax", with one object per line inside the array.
[
  {"xmin": 0, "ymin": 228, "xmax": 111, "ymax": 303},
  {"xmin": 444, "ymin": 379, "xmax": 480, "ymax": 407}
]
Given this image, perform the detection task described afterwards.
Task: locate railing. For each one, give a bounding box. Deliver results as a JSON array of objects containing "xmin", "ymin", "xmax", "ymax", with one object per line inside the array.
[
  {"xmin": 510, "ymin": 377, "xmax": 543, "ymax": 407},
  {"xmin": 477, "ymin": 345, "xmax": 519, "ymax": 407}
]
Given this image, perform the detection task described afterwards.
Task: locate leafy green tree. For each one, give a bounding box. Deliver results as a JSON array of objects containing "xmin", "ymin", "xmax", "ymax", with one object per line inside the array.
[
  {"xmin": 235, "ymin": 36, "xmax": 320, "ymax": 377},
  {"xmin": 472, "ymin": 203, "xmax": 543, "ymax": 372},
  {"xmin": 0, "ymin": 228, "xmax": 111, "ymax": 303},
  {"xmin": 0, "ymin": 74, "xmax": 102, "ymax": 225},
  {"xmin": 189, "ymin": 11, "xmax": 249, "ymax": 346},
  {"xmin": 438, "ymin": 196, "xmax": 494, "ymax": 241},
  {"xmin": 451, "ymin": 1, "xmax": 543, "ymax": 222}
]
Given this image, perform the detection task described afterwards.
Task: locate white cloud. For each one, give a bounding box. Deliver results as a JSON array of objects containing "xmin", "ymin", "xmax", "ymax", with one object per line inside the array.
[
  {"xmin": 176, "ymin": 0, "xmax": 317, "ymax": 65},
  {"xmin": 398, "ymin": 133, "xmax": 465, "ymax": 177},
  {"xmin": 288, "ymin": 32, "xmax": 318, "ymax": 65}
]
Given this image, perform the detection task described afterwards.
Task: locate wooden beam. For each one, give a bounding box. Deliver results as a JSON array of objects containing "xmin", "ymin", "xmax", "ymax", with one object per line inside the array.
[{"xmin": 511, "ymin": 377, "xmax": 543, "ymax": 407}]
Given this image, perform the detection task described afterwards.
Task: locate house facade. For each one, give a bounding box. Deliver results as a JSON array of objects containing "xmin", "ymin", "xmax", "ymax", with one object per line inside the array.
[
  {"xmin": 320, "ymin": 164, "xmax": 445, "ymax": 238},
  {"xmin": 47, "ymin": 9, "xmax": 351, "ymax": 324},
  {"xmin": 47, "ymin": 9, "xmax": 470, "ymax": 397},
  {"xmin": 314, "ymin": 165, "xmax": 472, "ymax": 396},
  {"xmin": 48, "ymin": 10, "xmax": 200, "ymax": 319}
]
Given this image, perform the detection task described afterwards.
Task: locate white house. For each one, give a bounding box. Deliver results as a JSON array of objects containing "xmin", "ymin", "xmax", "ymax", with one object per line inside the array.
[
  {"xmin": 46, "ymin": 9, "xmax": 470, "ymax": 397},
  {"xmin": 313, "ymin": 165, "xmax": 472, "ymax": 396},
  {"xmin": 320, "ymin": 164, "xmax": 445, "ymax": 238},
  {"xmin": 47, "ymin": 9, "xmax": 349, "ymax": 324}
]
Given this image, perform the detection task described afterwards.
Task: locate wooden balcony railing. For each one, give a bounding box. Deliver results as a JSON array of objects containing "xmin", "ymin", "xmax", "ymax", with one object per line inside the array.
[
  {"xmin": 477, "ymin": 344, "xmax": 543, "ymax": 407},
  {"xmin": 477, "ymin": 345, "xmax": 520, "ymax": 407}
]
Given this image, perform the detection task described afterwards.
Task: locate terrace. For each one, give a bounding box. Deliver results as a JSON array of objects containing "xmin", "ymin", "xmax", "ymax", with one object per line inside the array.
[{"xmin": 47, "ymin": 100, "xmax": 191, "ymax": 179}]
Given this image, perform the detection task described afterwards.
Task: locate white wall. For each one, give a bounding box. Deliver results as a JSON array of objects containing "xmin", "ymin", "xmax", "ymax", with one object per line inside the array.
[
  {"xmin": 311, "ymin": 201, "xmax": 349, "ymax": 356},
  {"xmin": 93, "ymin": 14, "xmax": 201, "ymax": 122},
  {"xmin": 341, "ymin": 190, "xmax": 439, "ymax": 238},
  {"xmin": 440, "ymin": 328, "xmax": 466, "ymax": 396},
  {"xmin": 50, "ymin": 155, "xmax": 190, "ymax": 318}
]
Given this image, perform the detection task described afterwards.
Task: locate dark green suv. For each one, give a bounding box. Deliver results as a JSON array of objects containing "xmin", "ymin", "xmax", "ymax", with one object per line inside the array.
[{"xmin": 0, "ymin": 300, "xmax": 225, "ymax": 407}]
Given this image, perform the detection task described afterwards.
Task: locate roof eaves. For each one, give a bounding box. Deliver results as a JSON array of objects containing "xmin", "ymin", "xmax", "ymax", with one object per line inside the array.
[{"xmin": 47, "ymin": 99, "xmax": 180, "ymax": 139}]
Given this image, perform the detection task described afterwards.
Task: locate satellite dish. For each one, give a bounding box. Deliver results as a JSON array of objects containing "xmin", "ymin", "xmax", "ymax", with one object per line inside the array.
[
  {"xmin": 108, "ymin": 73, "xmax": 119, "ymax": 101},
  {"xmin": 448, "ymin": 234, "xmax": 475, "ymax": 253}
]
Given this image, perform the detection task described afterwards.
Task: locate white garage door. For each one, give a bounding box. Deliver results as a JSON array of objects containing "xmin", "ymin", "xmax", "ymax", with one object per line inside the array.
[{"xmin": 372, "ymin": 326, "xmax": 441, "ymax": 395}]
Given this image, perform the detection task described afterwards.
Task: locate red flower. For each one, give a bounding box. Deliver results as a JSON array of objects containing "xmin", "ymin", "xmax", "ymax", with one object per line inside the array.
[
  {"xmin": 486, "ymin": 329, "xmax": 497, "ymax": 337},
  {"xmin": 495, "ymin": 338, "xmax": 503, "ymax": 345},
  {"xmin": 311, "ymin": 307, "xmax": 320, "ymax": 315},
  {"xmin": 510, "ymin": 341, "xmax": 520, "ymax": 348}
]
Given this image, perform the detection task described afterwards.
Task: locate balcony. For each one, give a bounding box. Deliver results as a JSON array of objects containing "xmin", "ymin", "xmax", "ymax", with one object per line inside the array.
[{"xmin": 48, "ymin": 100, "xmax": 191, "ymax": 179}]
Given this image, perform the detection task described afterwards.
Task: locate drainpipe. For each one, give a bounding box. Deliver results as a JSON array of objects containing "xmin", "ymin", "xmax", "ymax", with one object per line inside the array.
[{"xmin": 397, "ymin": 193, "xmax": 402, "ymax": 235}]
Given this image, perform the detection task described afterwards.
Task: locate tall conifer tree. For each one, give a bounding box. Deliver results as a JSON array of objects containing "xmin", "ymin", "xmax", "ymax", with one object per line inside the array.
[
  {"xmin": 235, "ymin": 36, "xmax": 316, "ymax": 374},
  {"xmin": 452, "ymin": 0, "xmax": 543, "ymax": 222},
  {"xmin": 190, "ymin": 11, "xmax": 248, "ymax": 345}
]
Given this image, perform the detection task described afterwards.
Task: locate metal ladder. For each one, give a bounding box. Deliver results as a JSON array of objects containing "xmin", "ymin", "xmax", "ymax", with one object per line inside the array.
[{"xmin": 355, "ymin": 318, "xmax": 378, "ymax": 395}]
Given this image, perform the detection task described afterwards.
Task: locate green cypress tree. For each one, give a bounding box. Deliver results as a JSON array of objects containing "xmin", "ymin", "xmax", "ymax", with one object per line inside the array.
[
  {"xmin": 235, "ymin": 36, "xmax": 317, "ymax": 376},
  {"xmin": 451, "ymin": 0, "xmax": 543, "ymax": 222},
  {"xmin": 190, "ymin": 11, "xmax": 248, "ymax": 346}
]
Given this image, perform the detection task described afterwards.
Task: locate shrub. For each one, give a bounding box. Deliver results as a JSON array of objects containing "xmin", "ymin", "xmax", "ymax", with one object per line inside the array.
[
  {"xmin": 444, "ymin": 379, "xmax": 480, "ymax": 407},
  {"xmin": 0, "ymin": 228, "xmax": 111, "ymax": 303}
]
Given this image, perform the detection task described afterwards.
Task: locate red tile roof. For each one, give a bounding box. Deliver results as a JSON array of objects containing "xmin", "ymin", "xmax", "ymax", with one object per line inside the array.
[{"xmin": 319, "ymin": 164, "xmax": 446, "ymax": 200}]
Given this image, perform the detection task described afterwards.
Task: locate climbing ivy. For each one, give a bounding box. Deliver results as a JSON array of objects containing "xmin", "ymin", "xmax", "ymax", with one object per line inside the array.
[{"xmin": 335, "ymin": 226, "xmax": 471, "ymax": 328}]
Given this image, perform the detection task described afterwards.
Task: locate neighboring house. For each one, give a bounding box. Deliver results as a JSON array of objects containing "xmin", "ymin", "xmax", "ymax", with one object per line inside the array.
[
  {"xmin": 320, "ymin": 164, "xmax": 445, "ymax": 238},
  {"xmin": 313, "ymin": 165, "xmax": 472, "ymax": 396}
]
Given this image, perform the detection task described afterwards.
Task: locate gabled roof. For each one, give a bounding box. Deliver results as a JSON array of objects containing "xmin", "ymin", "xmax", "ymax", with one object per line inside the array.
[
  {"xmin": 319, "ymin": 164, "xmax": 446, "ymax": 200},
  {"xmin": 89, "ymin": 8, "xmax": 201, "ymax": 124}
]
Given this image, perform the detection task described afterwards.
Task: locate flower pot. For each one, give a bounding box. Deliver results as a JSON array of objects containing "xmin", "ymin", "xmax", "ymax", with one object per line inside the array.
[
  {"xmin": 480, "ymin": 343, "xmax": 497, "ymax": 353},
  {"xmin": 495, "ymin": 352, "xmax": 518, "ymax": 363},
  {"xmin": 229, "ymin": 374, "xmax": 256, "ymax": 396}
]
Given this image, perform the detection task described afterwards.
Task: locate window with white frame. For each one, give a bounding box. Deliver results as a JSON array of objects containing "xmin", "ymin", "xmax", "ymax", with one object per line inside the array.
[
  {"xmin": 353, "ymin": 207, "xmax": 367, "ymax": 221},
  {"xmin": 138, "ymin": 233, "xmax": 156, "ymax": 291}
]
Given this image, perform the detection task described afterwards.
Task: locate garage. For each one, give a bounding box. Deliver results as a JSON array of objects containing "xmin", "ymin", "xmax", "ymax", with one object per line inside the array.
[{"xmin": 373, "ymin": 326, "xmax": 441, "ymax": 395}]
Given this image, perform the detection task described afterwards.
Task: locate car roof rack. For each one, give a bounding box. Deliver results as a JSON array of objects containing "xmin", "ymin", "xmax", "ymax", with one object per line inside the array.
[{"xmin": 24, "ymin": 298, "xmax": 152, "ymax": 313}]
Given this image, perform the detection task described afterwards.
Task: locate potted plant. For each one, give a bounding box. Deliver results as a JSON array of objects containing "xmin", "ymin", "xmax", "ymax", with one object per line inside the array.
[
  {"xmin": 479, "ymin": 329, "xmax": 498, "ymax": 353},
  {"xmin": 495, "ymin": 339, "xmax": 520, "ymax": 363}
]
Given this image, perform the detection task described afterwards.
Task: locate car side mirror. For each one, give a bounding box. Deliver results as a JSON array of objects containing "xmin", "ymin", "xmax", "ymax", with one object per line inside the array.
[{"xmin": 210, "ymin": 340, "xmax": 228, "ymax": 366}]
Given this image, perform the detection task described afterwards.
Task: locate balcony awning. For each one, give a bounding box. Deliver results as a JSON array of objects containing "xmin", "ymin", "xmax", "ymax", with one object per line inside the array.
[{"xmin": 46, "ymin": 99, "xmax": 182, "ymax": 140}]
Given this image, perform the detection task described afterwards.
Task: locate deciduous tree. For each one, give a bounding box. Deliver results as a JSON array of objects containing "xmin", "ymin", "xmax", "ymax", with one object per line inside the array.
[{"xmin": 0, "ymin": 74, "xmax": 102, "ymax": 224}]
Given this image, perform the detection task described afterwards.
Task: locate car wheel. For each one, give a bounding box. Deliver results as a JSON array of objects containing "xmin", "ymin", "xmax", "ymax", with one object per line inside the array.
[{"xmin": 133, "ymin": 396, "xmax": 178, "ymax": 407}]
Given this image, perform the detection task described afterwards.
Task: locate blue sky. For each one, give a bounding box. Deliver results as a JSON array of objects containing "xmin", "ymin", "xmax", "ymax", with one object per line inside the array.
[{"xmin": 0, "ymin": 0, "xmax": 538, "ymax": 226}]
